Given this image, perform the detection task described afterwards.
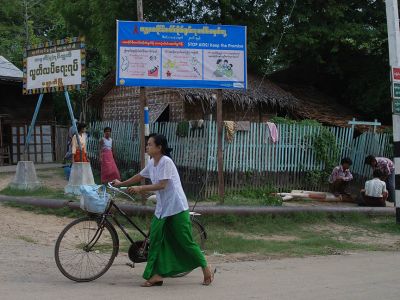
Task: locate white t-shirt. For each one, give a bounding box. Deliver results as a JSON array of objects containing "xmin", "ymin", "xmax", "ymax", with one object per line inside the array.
[
  {"xmin": 364, "ymin": 178, "xmax": 387, "ymax": 198},
  {"xmin": 101, "ymin": 137, "xmax": 112, "ymax": 151},
  {"xmin": 140, "ymin": 156, "xmax": 188, "ymax": 218}
]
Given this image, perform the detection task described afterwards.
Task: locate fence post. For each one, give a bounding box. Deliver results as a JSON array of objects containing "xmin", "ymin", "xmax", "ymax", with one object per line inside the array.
[{"xmin": 215, "ymin": 90, "xmax": 225, "ymax": 202}]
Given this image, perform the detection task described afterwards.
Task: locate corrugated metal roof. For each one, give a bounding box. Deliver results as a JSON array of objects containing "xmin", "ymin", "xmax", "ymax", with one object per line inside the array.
[{"xmin": 0, "ymin": 56, "xmax": 23, "ymax": 79}]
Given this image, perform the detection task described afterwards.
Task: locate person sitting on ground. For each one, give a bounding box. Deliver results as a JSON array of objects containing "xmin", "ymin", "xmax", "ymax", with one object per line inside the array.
[
  {"xmin": 360, "ymin": 169, "xmax": 388, "ymax": 207},
  {"xmin": 364, "ymin": 155, "xmax": 394, "ymax": 202},
  {"xmin": 328, "ymin": 157, "xmax": 353, "ymax": 197}
]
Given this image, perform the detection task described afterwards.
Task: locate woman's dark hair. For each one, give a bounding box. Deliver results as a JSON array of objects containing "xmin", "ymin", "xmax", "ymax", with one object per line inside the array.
[
  {"xmin": 77, "ymin": 123, "xmax": 86, "ymax": 133},
  {"xmin": 148, "ymin": 133, "xmax": 157, "ymax": 138},
  {"xmin": 104, "ymin": 126, "xmax": 112, "ymax": 133},
  {"xmin": 373, "ymin": 169, "xmax": 383, "ymax": 178},
  {"xmin": 365, "ymin": 155, "xmax": 376, "ymax": 165},
  {"xmin": 150, "ymin": 134, "xmax": 172, "ymax": 157},
  {"xmin": 341, "ymin": 157, "xmax": 352, "ymax": 165}
]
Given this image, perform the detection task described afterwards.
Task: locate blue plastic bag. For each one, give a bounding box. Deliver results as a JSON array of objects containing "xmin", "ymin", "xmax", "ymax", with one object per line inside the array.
[
  {"xmin": 80, "ymin": 185, "xmax": 110, "ymax": 214},
  {"xmin": 63, "ymin": 165, "xmax": 71, "ymax": 180}
]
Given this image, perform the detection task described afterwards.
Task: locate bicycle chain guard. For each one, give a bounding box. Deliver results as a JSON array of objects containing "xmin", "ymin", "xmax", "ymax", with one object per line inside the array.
[{"xmin": 128, "ymin": 241, "xmax": 149, "ymax": 263}]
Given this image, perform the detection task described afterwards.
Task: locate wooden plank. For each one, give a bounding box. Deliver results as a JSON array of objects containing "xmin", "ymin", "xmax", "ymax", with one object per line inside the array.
[{"xmin": 289, "ymin": 124, "xmax": 295, "ymax": 172}]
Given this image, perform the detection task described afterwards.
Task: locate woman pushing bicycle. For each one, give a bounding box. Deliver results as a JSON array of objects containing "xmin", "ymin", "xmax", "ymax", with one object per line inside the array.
[{"xmin": 112, "ymin": 134, "xmax": 215, "ymax": 287}]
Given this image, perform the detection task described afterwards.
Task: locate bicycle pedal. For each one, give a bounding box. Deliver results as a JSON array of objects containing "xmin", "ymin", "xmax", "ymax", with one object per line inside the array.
[{"xmin": 126, "ymin": 262, "xmax": 135, "ymax": 268}]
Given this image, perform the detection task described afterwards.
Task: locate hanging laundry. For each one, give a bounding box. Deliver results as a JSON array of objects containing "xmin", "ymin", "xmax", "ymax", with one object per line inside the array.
[
  {"xmin": 224, "ymin": 121, "xmax": 237, "ymax": 143},
  {"xmin": 266, "ymin": 122, "xmax": 279, "ymax": 143},
  {"xmin": 189, "ymin": 119, "xmax": 205, "ymax": 129},
  {"xmin": 176, "ymin": 121, "xmax": 189, "ymax": 137},
  {"xmin": 236, "ymin": 121, "xmax": 250, "ymax": 131}
]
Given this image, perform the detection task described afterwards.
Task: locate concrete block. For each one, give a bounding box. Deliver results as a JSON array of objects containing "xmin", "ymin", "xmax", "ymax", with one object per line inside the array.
[
  {"xmin": 9, "ymin": 161, "xmax": 41, "ymax": 190},
  {"xmin": 65, "ymin": 162, "xmax": 96, "ymax": 195}
]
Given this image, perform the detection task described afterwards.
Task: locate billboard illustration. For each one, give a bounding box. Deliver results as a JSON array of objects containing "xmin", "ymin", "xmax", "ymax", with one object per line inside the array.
[
  {"xmin": 116, "ymin": 21, "xmax": 247, "ymax": 90},
  {"xmin": 23, "ymin": 37, "xmax": 86, "ymax": 95}
]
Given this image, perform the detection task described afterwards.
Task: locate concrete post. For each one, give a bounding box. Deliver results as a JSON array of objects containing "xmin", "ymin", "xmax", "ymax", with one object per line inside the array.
[
  {"xmin": 9, "ymin": 161, "xmax": 41, "ymax": 190},
  {"xmin": 11, "ymin": 94, "xmax": 44, "ymax": 190},
  {"xmin": 64, "ymin": 162, "xmax": 95, "ymax": 195}
]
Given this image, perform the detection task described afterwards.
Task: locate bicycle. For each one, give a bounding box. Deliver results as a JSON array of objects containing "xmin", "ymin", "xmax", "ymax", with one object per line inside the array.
[{"xmin": 54, "ymin": 183, "xmax": 207, "ymax": 282}]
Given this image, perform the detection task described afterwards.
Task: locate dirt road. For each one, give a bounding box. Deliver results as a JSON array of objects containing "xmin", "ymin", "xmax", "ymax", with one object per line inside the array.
[{"xmin": 1, "ymin": 204, "xmax": 399, "ymax": 300}]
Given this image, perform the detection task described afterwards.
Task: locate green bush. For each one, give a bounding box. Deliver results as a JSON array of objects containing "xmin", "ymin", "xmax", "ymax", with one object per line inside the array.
[{"xmin": 214, "ymin": 185, "xmax": 283, "ymax": 206}]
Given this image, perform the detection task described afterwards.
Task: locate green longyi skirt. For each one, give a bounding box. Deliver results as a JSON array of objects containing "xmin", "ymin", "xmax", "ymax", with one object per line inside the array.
[{"xmin": 143, "ymin": 210, "xmax": 207, "ymax": 279}]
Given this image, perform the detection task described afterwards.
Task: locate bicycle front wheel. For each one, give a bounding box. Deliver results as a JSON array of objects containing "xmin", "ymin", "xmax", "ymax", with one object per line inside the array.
[{"xmin": 54, "ymin": 216, "xmax": 118, "ymax": 282}]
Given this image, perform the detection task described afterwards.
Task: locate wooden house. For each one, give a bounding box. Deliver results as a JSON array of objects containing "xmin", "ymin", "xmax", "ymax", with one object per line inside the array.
[{"xmin": 0, "ymin": 56, "xmax": 55, "ymax": 164}]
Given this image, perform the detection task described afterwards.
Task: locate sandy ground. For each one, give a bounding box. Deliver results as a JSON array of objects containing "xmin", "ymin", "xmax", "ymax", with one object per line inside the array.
[
  {"xmin": 1, "ymin": 167, "xmax": 400, "ymax": 299},
  {"xmin": 1, "ymin": 204, "xmax": 400, "ymax": 300}
]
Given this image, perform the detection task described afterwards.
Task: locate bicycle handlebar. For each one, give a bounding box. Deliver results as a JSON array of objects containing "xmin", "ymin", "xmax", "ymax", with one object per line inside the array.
[
  {"xmin": 106, "ymin": 182, "xmax": 137, "ymax": 202},
  {"xmin": 107, "ymin": 182, "xmax": 127, "ymax": 190}
]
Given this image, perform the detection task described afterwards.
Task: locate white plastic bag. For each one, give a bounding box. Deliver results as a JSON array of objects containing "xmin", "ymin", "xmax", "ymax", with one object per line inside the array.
[{"xmin": 80, "ymin": 185, "xmax": 110, "ymax": 214}]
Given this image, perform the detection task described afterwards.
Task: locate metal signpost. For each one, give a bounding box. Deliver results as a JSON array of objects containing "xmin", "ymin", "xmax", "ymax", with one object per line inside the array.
[
  {"xmin": 115, "ymin": 20, "xmax": 247, "ymax": 200},
  {"xmin": 23, "ymin": 37, "xmax": 86, "ymax": 160}
]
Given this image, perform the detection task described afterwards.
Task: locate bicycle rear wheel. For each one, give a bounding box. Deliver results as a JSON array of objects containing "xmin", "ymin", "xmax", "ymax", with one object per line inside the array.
[
  {"xmin": 191, "ymin": 217, "xmax": 206, "ymax": 251},
  {"xmin": 54, "ymin": 216, "xmax": 118, "ymax": 282}
]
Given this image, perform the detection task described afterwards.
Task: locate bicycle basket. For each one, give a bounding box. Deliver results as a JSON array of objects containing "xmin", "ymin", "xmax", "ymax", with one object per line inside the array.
[{"xmin": 80, "ymin": 185, "xmax": 110, "ymax": 214}]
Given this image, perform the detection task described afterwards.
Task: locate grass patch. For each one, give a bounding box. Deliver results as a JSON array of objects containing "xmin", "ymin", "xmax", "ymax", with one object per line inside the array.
[
  {"xmin": 17, "ymin": 235, "xmax": 37, "ymax": 244},
  {"xmin": 201, "ymin": 213, "xmax": 400, "ymax": 257},
  {"xmin": 208, "ymin": 185, "xmax": 283, "ymax": 206},
  {"xmin": 0, "ymin": 186, "xmax": 76, "ymax": 200},
  {"xmin": 207, "ymin": 233, "xmax": 376, "ymax": 257},
  {"xmin": 3, "ymin": 201, "xmax": 84, "ymax": 218}
]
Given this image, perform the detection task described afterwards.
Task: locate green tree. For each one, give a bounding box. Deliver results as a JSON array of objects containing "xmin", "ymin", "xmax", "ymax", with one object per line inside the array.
[
  {"xmin": 266, "ymin": 0, "xmax": 391, "ymax": 122},
  {"xmin": 1, "ymin": 0, "xmax": 393, "ymax": 123}
]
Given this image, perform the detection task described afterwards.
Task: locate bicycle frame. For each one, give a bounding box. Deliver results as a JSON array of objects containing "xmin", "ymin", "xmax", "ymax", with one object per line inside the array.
[
  {"xmin": 100, "ymin": 183, "xmax": 206, "ymax": 249},
  {"xmin": 106, "ymin": 200, "xmax": 149, "ymax": 244}
]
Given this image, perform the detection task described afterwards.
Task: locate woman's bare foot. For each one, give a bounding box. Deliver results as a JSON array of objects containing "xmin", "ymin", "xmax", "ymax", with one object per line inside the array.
[
  {"xmin": 202, "ymin": 265, "xmax": 215, "ymax": 285},
  {"xmin": 141, "ymin": 274, "xmax": 164, "ymax": 287}
]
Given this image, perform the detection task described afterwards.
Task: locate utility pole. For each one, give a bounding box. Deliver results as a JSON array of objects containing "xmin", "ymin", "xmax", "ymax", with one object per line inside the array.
[
  {"xmin": 23, "ymin": 0, "xmax": 29, "ymax": 47},
  {"xmin": 385, "ymin": 0, "xmax": 400, "ymax": 223},
  {"xmin": 215, "ymin": 90, "xmax": 225, "ymax": 202},
  {"xmin": 137, "ymin": 0, "xmax": 146, "ymax": 172},
  {"xmin": 137, "ymin": 0, "xmax": 148, "ymax": 205}
]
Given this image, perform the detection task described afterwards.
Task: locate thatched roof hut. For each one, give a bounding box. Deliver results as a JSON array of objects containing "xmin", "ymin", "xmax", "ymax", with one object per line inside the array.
[
  {"xmin": 179, "ymin": 73, "xmax": 298, "ymax": 110},
  {"xmin": 87, "ymin": 72, "xmax": 300, "ymax": 123},
  {"xmin": 87, "ymin": 70, "xmax": 376, "ymax": 130}
]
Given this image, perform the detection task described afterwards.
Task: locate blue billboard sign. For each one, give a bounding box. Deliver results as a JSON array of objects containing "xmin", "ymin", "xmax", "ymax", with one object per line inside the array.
[{"xmin": 116, "ymin": 21, "xmax": 247, "ymax": 90}]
